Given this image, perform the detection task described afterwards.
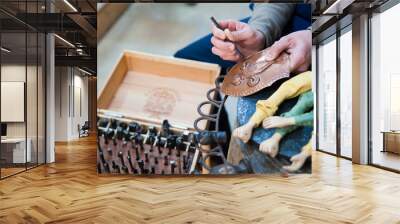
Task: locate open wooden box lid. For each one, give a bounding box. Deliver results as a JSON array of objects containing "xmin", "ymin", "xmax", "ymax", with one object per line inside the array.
[{"xmin": 98, "ymin": 51, "xmax": 220, "ymax": 130}]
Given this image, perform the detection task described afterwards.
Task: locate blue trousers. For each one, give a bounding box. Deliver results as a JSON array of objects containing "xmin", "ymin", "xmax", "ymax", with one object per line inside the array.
[{"xmin": 174, "ymin": 17, "xmax": 250, "ymax": 74}]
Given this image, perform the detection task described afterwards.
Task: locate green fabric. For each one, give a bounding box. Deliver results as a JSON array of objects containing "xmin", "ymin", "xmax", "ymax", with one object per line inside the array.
[
  {"xmin": 293, "ymin": 110, "xmax": 313, "ymax": 127},
  {"xmin": 275, "ymin": 125, "xmax": 298, "ymax": 136},
  {"xmin": 280, "ymin": 91, "xmax": 313, "ymax": 118},
  {"xmin": 275, "ymin": 91, "xmax": 313, "ymax": 136}
]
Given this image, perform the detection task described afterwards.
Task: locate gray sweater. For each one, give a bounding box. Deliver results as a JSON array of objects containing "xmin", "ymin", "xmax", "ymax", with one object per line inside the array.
[{"xmin": 248, "ymin": 4, "xmax": 295, "ymax": 49}]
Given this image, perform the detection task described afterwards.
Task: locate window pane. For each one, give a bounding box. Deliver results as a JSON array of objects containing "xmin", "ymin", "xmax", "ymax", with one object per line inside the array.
[
  {"xmin": 318, "ymin": 37, "xmax": 337, "ymax": 154},
  {"xmin": 371, "ymin": 3, "xmax": 400, "ymax": 171},
  {"xmin": 339, "ymin": 29, "xmax": 352, "ymax": 158}
]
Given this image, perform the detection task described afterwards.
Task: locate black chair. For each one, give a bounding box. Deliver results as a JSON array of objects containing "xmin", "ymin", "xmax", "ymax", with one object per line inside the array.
[{"xmin": 79, "ymin": 121, "xmax": 90, "ymax": 138}]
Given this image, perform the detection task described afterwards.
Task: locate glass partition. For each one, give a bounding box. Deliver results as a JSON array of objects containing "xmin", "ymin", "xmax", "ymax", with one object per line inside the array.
[
  {"xmin": 0, "ymin": 1, "xmax": 46, "ymax": 179},
  {"xmin": 1, "ymin": 30, "xmax": 28, "ymax": 177},
  {"xmin": 317, "ymin": 36, "xmax": 337, "ymax": 154},
  {"xmin": 339, "ymin": 27, "xmax": 352, "ymax": 158}
]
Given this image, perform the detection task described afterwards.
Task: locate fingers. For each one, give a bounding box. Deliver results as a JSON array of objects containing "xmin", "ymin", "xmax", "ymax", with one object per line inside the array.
[
  {"xmin": 212, "ymin": 20, "xmax": 252, "ymax": 43},
  {"xmin": 283, "ymin": 162, "xmax": 302, "ymax": 172},
  {"xmin": 283, "ymin": 153, "xmax": 307, "ymax": 172},
  {"xmin": 270, "ymin": 30, "xmax": 311, "ymax": 72},
  {"xmin": 224, "ymin": 29, "xmax": 234, "ymax": 41},
  {"xmin": 262, "ymin": 117, "xmax": 274, "ymax": 129},
  {"xmin": 284, "ymin": 160, "xmax": 303, "ymax": 171},
  {"xmin": 262, "ymin": 116, "xmax": 281, "ymax": 129},
  {"xmin": 232, "ymin": 128, "xmax": 240, "ymax": 138},
  {"xmin": 218, "ymin": 19, "xmax": 240, "ymax": 31},
  {"xmin": 212, "ymin": 25, "xmax": 226, "ymax": 40},
  {"xmin": 225, "ymin": 26, "xmax": 254, "ymax": 42},
  {"xmin": 211, "ymin": 35, "xmax": 240, "ymax": 61},
  {"xmin": 211, "ymin": 19, "xmax": 239, "ymax": 39},
  {"xmin": 263, "ymin": 116, "xmax": 279, "ymax": 128},
  {"xmin": 288, "ymin": 46, "xmax": 309, "ymax": 72},
  {"xmin": 266, "ymin": 37, "xmax": 291, "ymax": 61},
  {"xmin": 232, "ymin": 125, "xmax": 252, "ymax": 143},
  {"xmin": 290, "ymin": 154, "xmax": 302, "ymax": 162},
  {"xmin": 211, "ymin": 21, "xmax": 243, "ymax": 62},
  {"xmin": 259, "ymin": 139, "xmax": 279, "ymax": 157},
  {"xmin": 259, "ymin": 141, "xmax": 270, "ymax": 154},
  {"xmin": 211, "ymin": 47, "xmax": 241, "ymax": 61},
  {"xmin": 211, "ymin": 36, "xmax": 235, "ymax": 52}
]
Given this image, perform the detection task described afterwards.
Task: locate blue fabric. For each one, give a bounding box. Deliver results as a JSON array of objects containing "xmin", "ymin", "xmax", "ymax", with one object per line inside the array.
[
  {"xmin": 249, "ymin": 3, "xmax": 254, "ymax": 11},
  {"xmin": 236, "ymin": 78, "xmax": 313, "ymax": 158},
  {"xmin": 282, "ymin": 4, "xmax": 312, "ymax": 36},
  {"xmin": 174, "ymin": 17, "xmax": 250, "ymax": 74}
]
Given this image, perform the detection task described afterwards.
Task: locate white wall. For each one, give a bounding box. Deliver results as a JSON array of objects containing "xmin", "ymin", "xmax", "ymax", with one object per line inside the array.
[
  {"xmin": 54, "ymin": 67, "xmax": 89, "ymax": 141},
  {"xmin": 1, "ymin": 65, "xmax": 26, "ymax": 138},
  {"xmin": 54, "ymin": 66, "xmax": 69, "ymax": 141},
  {"xmin": 72, "ymin": 73, "xmax": 89, "ymax": 138}
]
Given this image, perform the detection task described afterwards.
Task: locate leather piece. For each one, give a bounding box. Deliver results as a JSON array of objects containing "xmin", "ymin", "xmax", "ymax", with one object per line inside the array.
[{"xmin": 221, "ymin": 48, "xmax": 291, "ymax": 96}]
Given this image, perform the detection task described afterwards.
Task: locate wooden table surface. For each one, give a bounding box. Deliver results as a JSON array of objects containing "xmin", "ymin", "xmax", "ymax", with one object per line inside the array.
[{"xmin": 1, "ymin": 135, "xmax": 400, "ymax": 223}]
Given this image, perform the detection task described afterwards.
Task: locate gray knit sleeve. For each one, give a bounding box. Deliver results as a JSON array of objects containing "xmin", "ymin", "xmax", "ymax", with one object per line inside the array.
[{"xmin": 248, "ymin": 3, "xmax": 295, "ymax": 48}]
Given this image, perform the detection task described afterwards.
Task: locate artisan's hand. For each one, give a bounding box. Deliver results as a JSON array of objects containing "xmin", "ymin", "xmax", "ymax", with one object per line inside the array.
[
  {"xmin": 283, "ymin": 140, "xmax": 312, "ymax": 172},
  {"xmin": 211, "ymin": 20, "xmax": 265, "ymax": 62},
  {"xmin": 282, "ymin": 152, "xmax": 308, "ymax": 172},
  {"xmin": 263, "ymin": 116, "xmax": 296, "ymax": 129},
  {"xmin": 266, "ymin": 30, "xmax": 311, "ymax": 73},
  {"xmin": 232, "ymin": 120, "xmax": 257, "ymax": 143},
  {"xmin": 259, "ymin": 133, "xmax": 282, "ymax": 158}
]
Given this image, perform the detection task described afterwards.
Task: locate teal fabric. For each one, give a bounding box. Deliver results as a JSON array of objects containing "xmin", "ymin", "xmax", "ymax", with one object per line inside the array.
[
  {"xmin": 275, "ymin": 91, "xmax": 313, "ymax": 136},
  {"xmin": 293, "ymin": 110, "xmax": 313, "ymax": 127},
  {"xmin": 280, "ymin": 91, "xmax": 313, "ymax": 117},
  {"xmin": 275, "ymin": 125, "xmax": 298, "ymax": 136}
]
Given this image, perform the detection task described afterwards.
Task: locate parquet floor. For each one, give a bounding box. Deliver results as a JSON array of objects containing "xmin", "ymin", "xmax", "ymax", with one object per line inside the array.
[
  {"xmin": 0, "ymin": 135, "xmax": 400, "ymax": 224},
  {"xmin": 1, "ymin": 167, "xmax": 26, "ymax": 178}
]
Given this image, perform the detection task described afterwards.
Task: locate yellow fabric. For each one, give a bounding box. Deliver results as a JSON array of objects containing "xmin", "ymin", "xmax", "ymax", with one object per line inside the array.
[
  {"xmin": 301, "ymin": 139, "xmax": 312, "ymax": 156},
  {"xmin": 249, "ymin": 71, "xmax": 312, "ymax": 126}
]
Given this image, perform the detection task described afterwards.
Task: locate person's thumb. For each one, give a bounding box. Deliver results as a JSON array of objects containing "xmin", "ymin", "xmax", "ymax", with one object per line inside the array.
[
  {"xmin": 289, "ymin": 48, "xmax": 309, "ymax": 72},
  {"xmin": 224, "ymin": 27, "xmax": 253, "ymax": 42},
  {"xmin": 266, "ymin": 38, "xmax": 291, "ymax": 61}
]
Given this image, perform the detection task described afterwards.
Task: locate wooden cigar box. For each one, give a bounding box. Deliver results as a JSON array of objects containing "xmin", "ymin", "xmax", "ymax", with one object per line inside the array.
[
  {"xmin": 98, "ymin": 51, "xmax": 220, "ymax": 130},
  {"xmin": 97, "ymin": 51, "xmax": 220, "ymax": 175}
]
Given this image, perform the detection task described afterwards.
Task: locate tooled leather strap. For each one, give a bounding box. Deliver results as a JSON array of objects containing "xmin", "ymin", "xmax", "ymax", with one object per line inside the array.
[{"xmin": 221, "ymin": 49, "xmax": 291, "ymax": 97}]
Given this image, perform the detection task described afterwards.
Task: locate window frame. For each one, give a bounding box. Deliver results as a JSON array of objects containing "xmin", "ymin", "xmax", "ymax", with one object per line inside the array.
[{"xmin": 315, "ymin": 20, "xmax": 353, "ymax": 161}]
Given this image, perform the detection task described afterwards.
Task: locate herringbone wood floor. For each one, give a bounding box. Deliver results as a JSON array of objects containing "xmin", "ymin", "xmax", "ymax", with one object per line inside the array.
[{"xmin": 0, "ymin": 136, "xmax": 399, "ymax": 224}]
